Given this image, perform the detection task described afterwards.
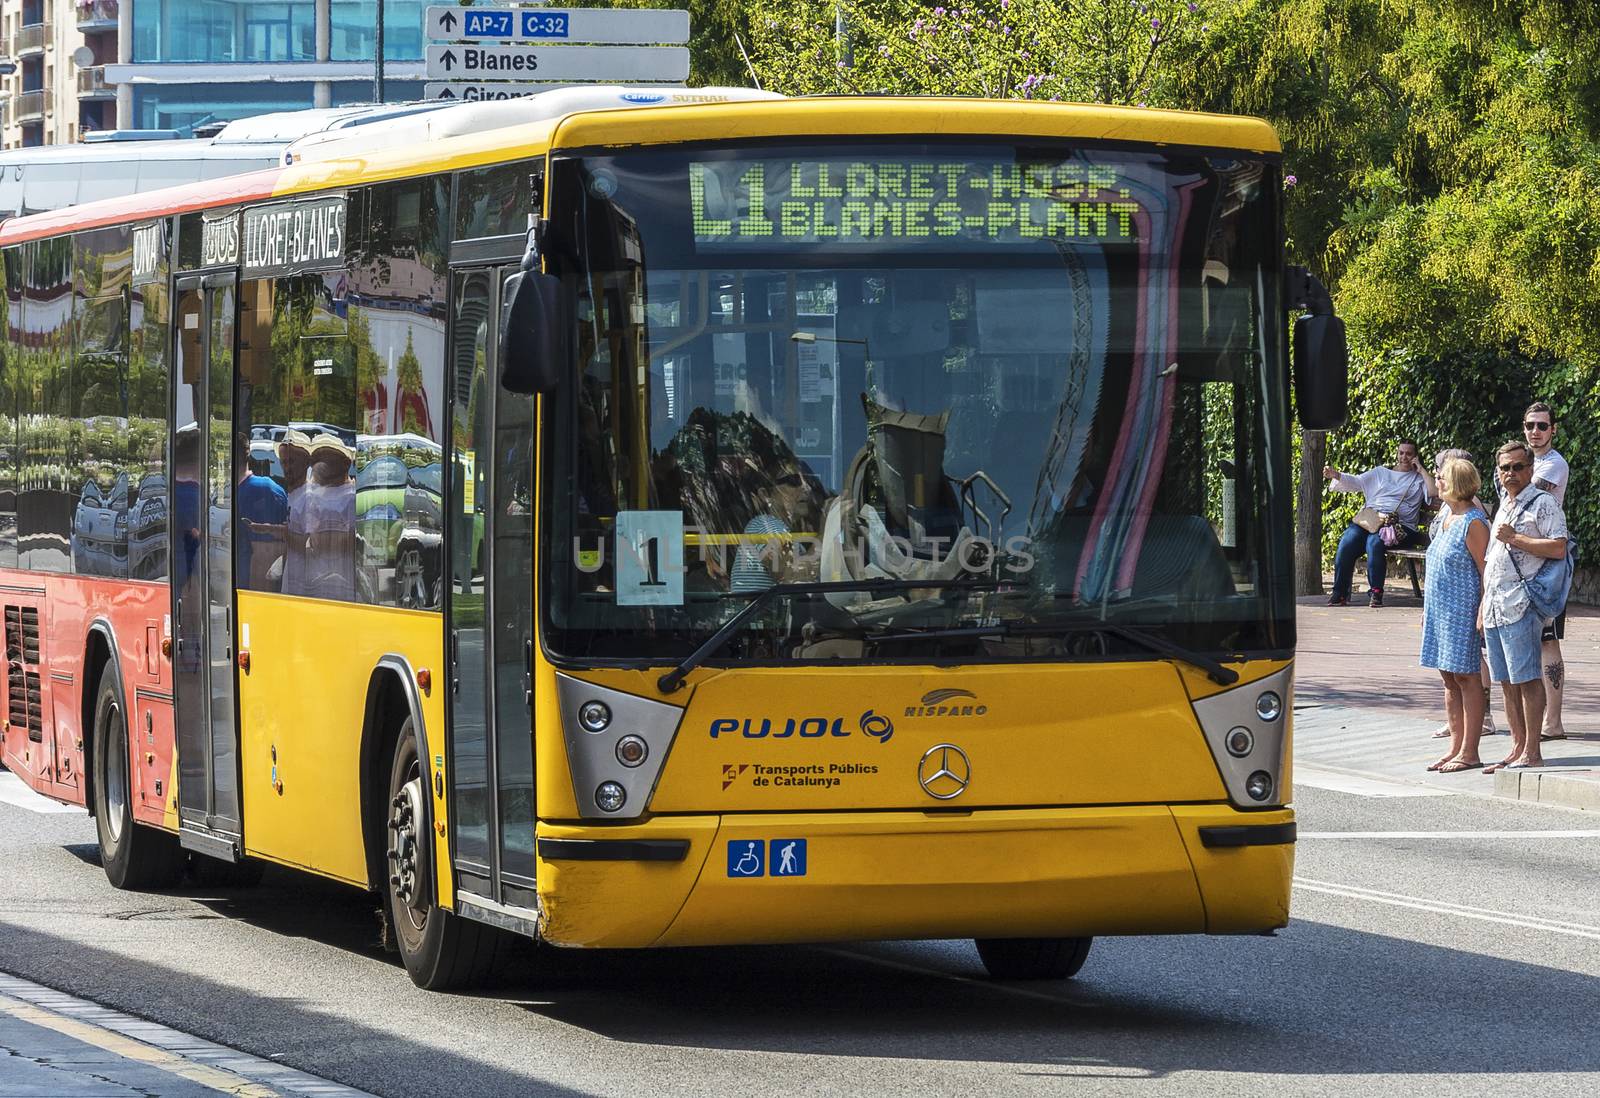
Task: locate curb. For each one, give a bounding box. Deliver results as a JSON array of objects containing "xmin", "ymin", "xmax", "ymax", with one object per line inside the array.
[{"xmin": 1493, "ymin": 768, "xmax": 1600, "ymax": 812}]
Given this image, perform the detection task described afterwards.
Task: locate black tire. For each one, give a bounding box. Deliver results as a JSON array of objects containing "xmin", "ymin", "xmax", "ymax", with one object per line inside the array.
[
  {"xmin": 92, "ymin": 664, "xmax": 184, "ymax": 890},
  {"xmin": 385, "ymin": 718, "xmax": 512, "ymax": 989},
  {"xmin": 974, "ymin": 936, "xmax": 1093, "ymax": 980}
]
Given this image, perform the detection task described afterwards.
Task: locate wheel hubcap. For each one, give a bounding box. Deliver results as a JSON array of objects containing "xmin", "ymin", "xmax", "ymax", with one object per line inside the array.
[
  {"xmin": 387, "ymin": 774, "xmax": 427, "ymax": 927},
  {"xmin": 105, "ymin": 701, "xmax": 126, "ymax": 844}
]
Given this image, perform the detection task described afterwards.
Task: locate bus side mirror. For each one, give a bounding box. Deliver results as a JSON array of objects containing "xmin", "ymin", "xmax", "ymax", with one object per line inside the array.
[
  {"xmin": 1293, "ymin": 313, "xmax": 1348, "ymax": 429},
  {"xmin": 1287, "ymin": 266, "xmax": 1348, "ymax": 430},
  {"xmin": 499, "ymin": 269, "xmax": 567, "ymax": 395}
]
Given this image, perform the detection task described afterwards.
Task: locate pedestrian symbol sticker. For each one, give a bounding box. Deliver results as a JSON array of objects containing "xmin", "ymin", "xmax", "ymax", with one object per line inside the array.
[
  {"xmin": 727, "ymin": 840, "xmax": 764, "ymax": 877},
  {"xmin": 770, "ymin": 839, "xmax": 807, "ymax": 877}
]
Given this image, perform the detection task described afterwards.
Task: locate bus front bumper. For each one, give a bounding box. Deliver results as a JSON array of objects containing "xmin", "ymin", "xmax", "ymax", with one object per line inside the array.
[{"xmin": 531, "ymin": 805, "xmax": 1294, "ymax": 949}]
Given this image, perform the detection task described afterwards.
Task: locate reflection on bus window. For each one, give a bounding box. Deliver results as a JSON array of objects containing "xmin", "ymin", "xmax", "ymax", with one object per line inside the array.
[{"xmin": 544, "ymin": 145, "xmax": 1288, "ymax": 661}]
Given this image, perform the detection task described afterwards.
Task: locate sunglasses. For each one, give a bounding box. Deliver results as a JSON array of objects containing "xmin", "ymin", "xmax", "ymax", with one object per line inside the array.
[
  {"xmin": 774, "ymin": 473, "xmax": 803, "ymax": 487},
  {"xmin": 1498, "ymin": 461, "xmax": 1530, "ymax": 473},
  {"xmin": 1524, "ymin": 421, "xmax": 1552, "ymax": 431}
]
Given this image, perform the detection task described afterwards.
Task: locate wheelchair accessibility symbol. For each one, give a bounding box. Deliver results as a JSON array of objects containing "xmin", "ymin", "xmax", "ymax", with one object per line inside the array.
[
  {"xmin": 726, "ymin": 839, "xmax": 808, "ymax": 878},
  {"xmin": 727, "ymin": 840, "xmax": 765, "ymax": 877}
]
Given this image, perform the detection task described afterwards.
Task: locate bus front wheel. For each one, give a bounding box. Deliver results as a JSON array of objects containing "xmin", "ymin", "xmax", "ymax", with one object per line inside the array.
[
  {"xmin": 974, "ymin": 936, "xmax": 1093, "ymax": 980},
  {"xmin": 384, "ymin": 718, "xmax": 510, "ymax": 989},
  {"xmin": 92, "ymin": 665, "xmax": 184, "ymax": 890}
]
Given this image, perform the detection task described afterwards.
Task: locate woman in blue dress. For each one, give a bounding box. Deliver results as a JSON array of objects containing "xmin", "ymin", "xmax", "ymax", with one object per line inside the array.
[{"xmin": 1421, "ymin": 456, "xmax": 1490, "ymax": 773}]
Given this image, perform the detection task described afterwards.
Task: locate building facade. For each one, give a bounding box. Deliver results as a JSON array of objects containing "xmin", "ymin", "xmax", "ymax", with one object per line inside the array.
[
  {"xmin": 2, "ymin": 0, "xmax": 425, "ymax": 147},
  {"xmin": 2, "ymin": 0, "xmax": 96, "ymax": 146}
]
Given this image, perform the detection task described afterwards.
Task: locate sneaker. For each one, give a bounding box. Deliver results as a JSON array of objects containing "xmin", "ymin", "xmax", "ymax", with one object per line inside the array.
[
  {"xmin": 1326, "ymin": 593, "xmax": 1349, "ymax": 606},
  {"xmin": 1369, "ymin": 589, "xmax": 1384, "ymax": 607}
]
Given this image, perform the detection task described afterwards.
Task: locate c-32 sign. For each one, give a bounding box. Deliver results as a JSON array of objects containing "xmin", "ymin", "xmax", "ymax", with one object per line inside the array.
[{"xmin": 425, "ymin": 6, "xmax": 689, "ymax": 44}]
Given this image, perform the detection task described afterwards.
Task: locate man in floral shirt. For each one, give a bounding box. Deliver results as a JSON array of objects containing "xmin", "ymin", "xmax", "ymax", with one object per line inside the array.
[{"xmin": 1481, "ymin": 440, "xmax": 1569, "ymax": 774}]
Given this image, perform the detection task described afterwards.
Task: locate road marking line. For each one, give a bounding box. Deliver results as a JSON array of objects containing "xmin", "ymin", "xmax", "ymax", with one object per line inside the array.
[
  {"xmin": 1294, "ymin": 877, "xmax": 1600, "ymax": 941},
  {"xmin": 0, "ymin": 771, "xmax": 85, "ymax": 814},
  {"xmin": 1293, "ymin": 765, "xmax": 1455, "ymax": 797},
  {"xmin": 0, "ymin": 993, "xmax": 280, "ymax": 1096},
  {"xmin": 0, "ymin": 973, "xmax": 376, "ymax": 1098},
  {"xmin": 1301, "ymin": 830, "xmax": 1600, "ymax": 839}
]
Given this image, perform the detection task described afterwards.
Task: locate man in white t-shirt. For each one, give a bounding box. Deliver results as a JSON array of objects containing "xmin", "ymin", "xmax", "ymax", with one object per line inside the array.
[
  {"xmin": 1323, "ymin": 439, "xmax": 1431, "ymax": 607},
  {"xmin": 1522, "ymin": 401, "xmax": 1571, "ymax": 740}
]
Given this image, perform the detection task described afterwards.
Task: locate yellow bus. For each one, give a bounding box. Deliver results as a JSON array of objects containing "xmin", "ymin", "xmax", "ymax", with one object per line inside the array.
[{"xmin": 0, "ymin": 87, "xmax": 1347, "ymax": 988}]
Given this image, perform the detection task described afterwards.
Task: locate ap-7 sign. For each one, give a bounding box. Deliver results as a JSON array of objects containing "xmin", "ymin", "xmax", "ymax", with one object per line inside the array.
[{"xmin": 426, "ymin": 6, "xmax": 689, "ymax": 45}]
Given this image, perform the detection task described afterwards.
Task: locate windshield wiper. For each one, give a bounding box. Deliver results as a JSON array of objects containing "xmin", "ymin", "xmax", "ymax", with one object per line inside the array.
[
  {"xmin": 865, "ymin": 619, "xmax": 1239, "ymax": 686},
  {"xmin": 655, "ymin": 578, "xmax": 1004, "ymax": 694},
  {"xmin": 1072, "ymin": 623, "xmax": 1238, "ymax": 685}
]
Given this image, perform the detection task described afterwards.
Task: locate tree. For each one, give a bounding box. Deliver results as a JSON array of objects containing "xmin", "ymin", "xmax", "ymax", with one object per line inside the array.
[{"xmin": 744, "ymin": 0, "xmax": 1216, "ymax": 103}]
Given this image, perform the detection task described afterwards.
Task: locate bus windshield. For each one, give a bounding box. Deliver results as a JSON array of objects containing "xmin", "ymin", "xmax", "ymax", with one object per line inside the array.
[{"xmin": 542, "ymin": 140, "xmax": 1292, "ymax": 665}]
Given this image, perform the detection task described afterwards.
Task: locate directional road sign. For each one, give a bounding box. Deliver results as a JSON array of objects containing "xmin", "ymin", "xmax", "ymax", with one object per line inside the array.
[
  {"xmin": 426, "ymin": 43, "xmax": 690, "ymax": 82},
  {"xmin": 426, "ymin": 6, "xmax": 689, "ymax": 45},
  {"xmin": 424, "ymin": 81, "xmax": 559, "ymax": 102}
]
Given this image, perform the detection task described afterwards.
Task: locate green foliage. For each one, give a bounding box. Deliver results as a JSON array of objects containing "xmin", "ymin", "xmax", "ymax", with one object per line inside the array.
[{"xmin": 745, "ymin": 0, "xmax": 1216, "ymax": 102}]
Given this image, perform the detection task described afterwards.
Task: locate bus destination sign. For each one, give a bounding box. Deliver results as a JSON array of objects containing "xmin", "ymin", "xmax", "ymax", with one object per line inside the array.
[
  {"xmin": 688, "ymin": 157, "xmax": 1148, "ymax": 249},
  {"xmin": 242, "ymin": 196, "xmax": 347, "ymax": 277},
  {"xmin": 201, "ymin": 212, "xmax": 239, "ymax": 267},
  {"xmin": 131, "ymin": 222, "xmax": 163, "ymax": 285}
]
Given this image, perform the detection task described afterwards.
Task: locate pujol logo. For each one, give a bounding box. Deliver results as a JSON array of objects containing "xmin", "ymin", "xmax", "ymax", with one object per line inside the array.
[{"xmin": 709, "ymin": 709, "xmax": 895, "ymax": 744}]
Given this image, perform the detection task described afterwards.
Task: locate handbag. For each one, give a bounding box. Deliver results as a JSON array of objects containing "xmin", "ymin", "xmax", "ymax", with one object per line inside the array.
[{"xmin": 1354, "ymin": 507, "xmax": 1385, "ymax": 534}]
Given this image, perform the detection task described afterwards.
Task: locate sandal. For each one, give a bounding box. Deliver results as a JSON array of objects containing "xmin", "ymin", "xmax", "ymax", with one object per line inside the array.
[
  {"xmin": 1431, "ymin": 728, "xmax": 1452, "ymax": 739},
  {"xmin": 1427, "ymin": 756, "xmax": 1454, "ymax": 771},
  {"xmin": 1483, "ymin": 757, "xmax": 1519, "ymax": 774},
  {"xmin": 1438, "ymin": 760, "xmax": 1482, "ymax": 773}
]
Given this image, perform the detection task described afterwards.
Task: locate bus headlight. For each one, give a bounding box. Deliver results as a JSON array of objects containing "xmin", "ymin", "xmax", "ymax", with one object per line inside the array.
[
  {"xmin": 1255, "ymin": 691, "xmax": 1282, "ymax": 722},
  {"xmin": 578, "ymin": 700, "xmax": 612, "ymax": 733},
  {"xmin": 615, "ymin": 735, "xmax": 648, "ymax": 767},
  {"xmin": 1188, "ymin": 665, "xmax": 1292, "ymax": 809},
  {"xmin": 594, "ymin": 781, "xmax": 626, "ymax": 812},
  {"xmin": 557, "ymin": 674, "xmax": 685, "ymax": 820},
  {"xmin": 1226, "ymin": 727, "xmax": 1254, "ymax": 757}
]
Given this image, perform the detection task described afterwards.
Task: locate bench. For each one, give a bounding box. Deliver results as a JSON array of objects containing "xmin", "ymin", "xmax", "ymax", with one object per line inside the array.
[{"xmin": 1388, "ymin": 546, "xmax": 1427, "ymax": 599}]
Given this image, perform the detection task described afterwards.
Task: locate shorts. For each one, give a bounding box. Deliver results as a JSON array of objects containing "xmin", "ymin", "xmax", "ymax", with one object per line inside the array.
[
  {"xmin": 1485, "ymin": 612, "xmax": 1545, "ymax": 684},
  {"xmin": 1542, "ymin": 611, "xmax": 1566, "ymax": 642}
]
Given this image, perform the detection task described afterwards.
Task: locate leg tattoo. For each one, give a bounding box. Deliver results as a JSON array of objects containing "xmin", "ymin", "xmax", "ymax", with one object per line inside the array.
[{"xmin": 1546, "ymin": 661, "xmax": 1564, "ymax": 692}]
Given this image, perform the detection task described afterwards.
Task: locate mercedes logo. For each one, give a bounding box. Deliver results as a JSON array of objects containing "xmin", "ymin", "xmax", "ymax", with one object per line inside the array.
[{"xmin": 917, "ymin": 743, "xmax": 971, "ymax": 800}]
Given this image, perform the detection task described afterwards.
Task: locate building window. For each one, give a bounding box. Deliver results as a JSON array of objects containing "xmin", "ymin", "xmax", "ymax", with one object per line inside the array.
[
  {"xmin": 330, "ymin": 1, "xmax": 425, "ymax": 62},
  {"xmin": 132, "ymin": 0, "xmax": 318, "ymax": 64}
]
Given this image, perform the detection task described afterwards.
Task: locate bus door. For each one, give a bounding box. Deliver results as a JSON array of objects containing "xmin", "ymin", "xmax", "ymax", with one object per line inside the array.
[
  {"xmin": 171, "ymin": 271, "xmax": 244, "ymax": 861},
  {"xmin": 446, "ymin": 263, "xmax": 538, "ymax": 914}
]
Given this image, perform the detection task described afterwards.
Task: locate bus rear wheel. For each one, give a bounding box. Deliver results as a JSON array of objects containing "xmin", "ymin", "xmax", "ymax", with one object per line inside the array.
[
  {"xmin": 974, "ymin": 936, "xmax": 1093, "ymax": 980},
  {"xmin": 384, "ymin": 718, "xmax": 511, "ymax": 989},
  {"xmin": 91, "ymin": 665, "xmax": 184, "ymax": 890}
]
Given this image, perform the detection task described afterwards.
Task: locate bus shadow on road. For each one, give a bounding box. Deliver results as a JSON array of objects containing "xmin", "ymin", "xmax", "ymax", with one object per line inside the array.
[
  {"xmin": 31, "ymin": 835, "xmax": 1600, "ymax": 1081},
  {"xmin": 499, "ymin": 923, "xmax": 1600, "ymax": 1078}
]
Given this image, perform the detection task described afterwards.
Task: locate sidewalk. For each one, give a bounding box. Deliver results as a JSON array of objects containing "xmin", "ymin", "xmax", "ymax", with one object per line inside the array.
[{"xmin": 1293, "ymin": 587, "xmax": 1600, "ymax": 810}]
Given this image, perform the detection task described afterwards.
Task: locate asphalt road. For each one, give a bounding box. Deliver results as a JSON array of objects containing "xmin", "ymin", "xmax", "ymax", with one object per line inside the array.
[{"xmin": 3, "ymin": 775, "xmax": 1599, "ymax": 1097}]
